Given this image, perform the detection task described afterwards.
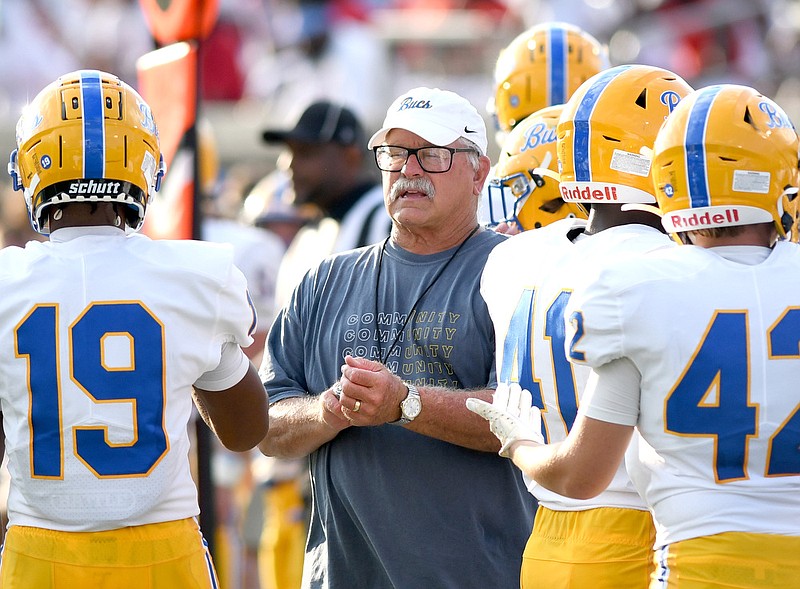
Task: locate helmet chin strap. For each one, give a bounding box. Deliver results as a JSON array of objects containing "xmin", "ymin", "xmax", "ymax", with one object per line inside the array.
[
  {"xmin": 780, "ymin": 212, "xmax": 793, "ymax": 235},
  {"xmin": 780, "ymin": 186, "xmax": 799, "ymax": 236}
]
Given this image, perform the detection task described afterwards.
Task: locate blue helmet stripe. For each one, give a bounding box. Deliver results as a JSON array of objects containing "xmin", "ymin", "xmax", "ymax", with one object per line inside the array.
[
  {"xmin": 548, "ymin": 26, "xmax": 567, "ymax": 106},
  {"xmin": 572, "ymin": 65, "xmax": 632, "ymax": 182},
  {"xmin": 684, "ymin": 85, "xmax": 723, "ymax": 209},
  {"xmin": 81, "ymin": 71, "xmax": 105, "ymax": 179}
]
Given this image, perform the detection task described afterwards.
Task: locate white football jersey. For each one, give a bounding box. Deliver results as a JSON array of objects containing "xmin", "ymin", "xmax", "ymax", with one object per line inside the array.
[
  {"xmin": 567, "ymin": 240, "xmax": 800, "ymax": 547},
  {"xmin": 0, "ymin": 227, "xmax": 255, "ymax": 532},
  {"xmin": 482, "ymin": 219, "xmax": 673, "ymax": 510}
]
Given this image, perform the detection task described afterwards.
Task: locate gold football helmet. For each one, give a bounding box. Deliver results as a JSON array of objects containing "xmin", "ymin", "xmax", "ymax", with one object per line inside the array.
[
  {"xmin": 8, "ymin": 69, "xmax": 165, "ymax": 234},
  {"xmin": 491, "ymin": 22, "xmax": 608, "ymax": 135},
  {"xmin": 652, "ymin": 84, "xmax": 800, "ymax": 238},
  {"xmin": 557, "ymin": 64, "xmax": 693, "ymax": 205},
  {"xmin": 488, "ymin": 105, "xmax": 586, "ymax": 230}
]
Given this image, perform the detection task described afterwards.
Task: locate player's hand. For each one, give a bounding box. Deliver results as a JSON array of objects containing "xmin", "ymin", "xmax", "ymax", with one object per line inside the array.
[{"xmin": 466, "ymin": 383, "xmax": 544, "ymax": 458}]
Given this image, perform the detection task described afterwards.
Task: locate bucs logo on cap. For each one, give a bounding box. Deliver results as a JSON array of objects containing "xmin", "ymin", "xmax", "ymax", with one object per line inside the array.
[{"xmin": 398, "ymin": 97, "xmax": 433, "ymax": 111}]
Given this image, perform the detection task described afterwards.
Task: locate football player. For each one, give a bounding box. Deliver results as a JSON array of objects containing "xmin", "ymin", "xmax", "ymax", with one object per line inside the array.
[
  {"xmin": 475, "ymin": 64, "xmax": 693, "ymax": 588},
  {"xmin": 484, "ymin": 104, "xmax": 586, "ymax": 231},
  {"xmin": 476, "ymin": 84, "xmax": 800, "ymax": 588},
  {"xmin": 479, "ymin": 21, "xmax": 608, "ymax": 229},
  {"xmin": 2, "ymin": 70, "xmax": 269, "ymax": 588},
  {"xmin": 488, "ymin": 21, "xmax": 608, "ymax": 145}
]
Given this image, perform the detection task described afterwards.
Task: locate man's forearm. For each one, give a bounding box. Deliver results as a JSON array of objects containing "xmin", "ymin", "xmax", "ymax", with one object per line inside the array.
[
  {"xmin": 409, "ymin": 386, "xmax": 502, "ymax": 452},
  {"xmin": 259, "ymin": 394, "xmax": 347, "ymax": 458}
]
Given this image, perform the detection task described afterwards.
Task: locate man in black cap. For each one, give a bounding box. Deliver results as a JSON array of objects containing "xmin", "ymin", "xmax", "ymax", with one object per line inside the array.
[{"xmin": 261, "ymin": 100, "xmax": 391, "ymax": 331}]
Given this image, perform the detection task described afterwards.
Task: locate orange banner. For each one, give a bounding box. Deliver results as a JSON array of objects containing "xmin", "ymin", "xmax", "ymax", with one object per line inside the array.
[
  {"xmin": 138, "ymin": 0, "xmax": 219, "ymax": 44},
  {"xmin": 137, "ymin": 42, "xmax": 199, "ymax": 240}
]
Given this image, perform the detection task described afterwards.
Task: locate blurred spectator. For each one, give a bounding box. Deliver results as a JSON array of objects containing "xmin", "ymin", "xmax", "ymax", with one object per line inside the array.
[
  {"xmin": 246, "ymin": 455, "xmax": 308, "ymax": 589},
  {"xmin": 201, "ymin": 19, "xmax": 247, "ymax": 101},
  {"xmin": 202, "ymin": 176, "xmax": 286, "ymax": 362},
  {"xmin": 0, "ymin": 0, "xmax": 151, "ymax": 114},
  {"xmin": 634, "ymin": 0, "xmax": 772, "ymax": 89},
  {"xmin": 244, "ymin": 0, "xmax": 393, "ymax": 125},
  {"xmin": 187, "ymin": 118, "xmax": 285, "ymax": 364},
  {"xmin": 0, "ymin": 183, "xmax": 45, "ymax": 248},
  {"xmin": 260, "ymin": 100, "xmax": 391, "ymax": 309},
  {"xmin": 243, "ymin": 169, "xmax": 321, "ymax": 248}
]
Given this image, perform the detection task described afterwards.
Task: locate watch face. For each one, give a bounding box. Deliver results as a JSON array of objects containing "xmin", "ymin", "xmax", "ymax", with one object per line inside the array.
[{"xmin": 403, "ymin": 396, "xmax": 422, "ymax": 418}]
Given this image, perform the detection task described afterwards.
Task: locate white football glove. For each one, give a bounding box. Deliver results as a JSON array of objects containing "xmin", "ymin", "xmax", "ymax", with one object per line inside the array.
[{"xmin": 466, "ymin": 383, "xmax": 544, "ymax": 458}]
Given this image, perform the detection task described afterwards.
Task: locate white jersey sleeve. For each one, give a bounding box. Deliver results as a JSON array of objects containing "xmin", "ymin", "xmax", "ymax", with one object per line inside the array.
[
  {"xmin": 578, "ymin": 358, "xmax": 641, "ymax": 426},
  {"xmin": 194, "ymin": 341, "xmax": 250, "ymax": 391},
  {"xmin": 564, "ymin": 258, "xmax": 628, "ymax": 369}
]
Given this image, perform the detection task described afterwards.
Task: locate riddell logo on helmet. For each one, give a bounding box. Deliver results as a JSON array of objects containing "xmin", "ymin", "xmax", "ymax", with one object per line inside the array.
[
  {"xmin": 68, "ymin": 180, "xmax": 122, "ymax": 195},
  {"xmin": 669, "ymin": 209, "xmax": 740, "ymax": 228},
  {"xmin": 560, "ymin": 184, "xmax": 618, "ymax": 201}
]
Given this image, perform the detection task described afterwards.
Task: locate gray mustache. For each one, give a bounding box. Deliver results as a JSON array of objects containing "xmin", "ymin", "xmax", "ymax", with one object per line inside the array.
[{"xmin": 389, "ymin": 177, "xmax": 435, "ymax": 203}]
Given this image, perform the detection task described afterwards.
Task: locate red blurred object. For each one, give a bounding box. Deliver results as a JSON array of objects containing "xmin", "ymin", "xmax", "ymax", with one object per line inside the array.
[{"xmin": 200, "ymin": 21, "xmax": 245, "ymax": 100}]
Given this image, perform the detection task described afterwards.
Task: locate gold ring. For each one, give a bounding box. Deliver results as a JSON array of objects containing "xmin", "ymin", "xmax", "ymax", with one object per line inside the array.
[{"xmin": 353, "ymin": 400, "xmax": 361, "ymax": 413}]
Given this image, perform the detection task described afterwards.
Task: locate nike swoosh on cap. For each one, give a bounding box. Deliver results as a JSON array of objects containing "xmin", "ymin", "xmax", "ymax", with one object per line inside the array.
[{"xmin": 464, "ymin": 126, "xmax": 477, "ymax": 133}]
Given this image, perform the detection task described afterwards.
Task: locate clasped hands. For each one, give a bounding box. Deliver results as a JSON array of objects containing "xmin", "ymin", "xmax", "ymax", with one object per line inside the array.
[
  {"xmin": 325, "ymin": 355, "xmax": 405, "ymax": 426},
  {"xmin": 466, "ymin": 383, "xmax": 544, "ymax": 458}
]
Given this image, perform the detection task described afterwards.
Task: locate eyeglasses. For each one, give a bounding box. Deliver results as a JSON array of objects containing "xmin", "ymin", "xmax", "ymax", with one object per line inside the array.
[{"xmin": 373, "ymin": 145, "xmax": 477, "ymax": 173}]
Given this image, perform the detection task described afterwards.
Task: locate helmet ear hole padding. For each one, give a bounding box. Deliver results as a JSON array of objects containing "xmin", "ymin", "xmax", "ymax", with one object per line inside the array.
[{"xmin": 781, "ymin": 211, "xmax": 793, "ymax": 235}]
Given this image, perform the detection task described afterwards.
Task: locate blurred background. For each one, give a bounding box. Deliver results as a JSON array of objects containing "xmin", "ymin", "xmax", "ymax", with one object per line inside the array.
[
  {"xmin": 1, "ymin": 0, "xmax": 799, "ymax": 177},
  {"xmin": 1, "ymin": 1, "xmax": 799, "ymax": 588}
]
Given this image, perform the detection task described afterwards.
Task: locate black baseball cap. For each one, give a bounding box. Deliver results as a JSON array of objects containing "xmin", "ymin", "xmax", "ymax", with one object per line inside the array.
[{"xmin": 261, "ymin": 101, "xmax": 365, "ymax": 147}]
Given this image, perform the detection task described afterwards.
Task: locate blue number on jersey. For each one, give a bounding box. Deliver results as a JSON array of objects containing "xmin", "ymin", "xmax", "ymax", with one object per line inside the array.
[
  {"xmin": 766, "ymin": 308, "xmax": 800, "ymax": 476},
  {"xmin": 17, "ymin": 302, "xmax": 168, "ymax": 478},
  {"xmin": 17, "ymin": 305, "xmax": 61, "ymax": 478},
  {"xmin": 544, "ymin": 291, "xmax": 579, "ymax": 431},
  {"xmin": 666, "ymin": 310, "xmax": 800, "ymax": 482},
  {"xmin": 665, "ymin": 312, "xmax": 755, "ymax": 482},
  {"xmin": 500, "ymin": 288, "xmax": 579, "ymax": 442},
  {"xmin": 500, "ymin": 289, "xmax": 537, "ymax": 395}
]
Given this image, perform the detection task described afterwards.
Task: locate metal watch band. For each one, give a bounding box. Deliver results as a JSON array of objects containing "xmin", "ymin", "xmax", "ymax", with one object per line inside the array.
[{"xmin": 390, "ymin": 382, "xmax": 421, "ymax": 425}]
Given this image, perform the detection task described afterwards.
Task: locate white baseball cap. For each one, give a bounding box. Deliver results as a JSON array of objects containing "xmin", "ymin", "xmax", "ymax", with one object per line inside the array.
[{"xmin": 368, "ymin": 87, "xmax": 488, "ymax": 156}]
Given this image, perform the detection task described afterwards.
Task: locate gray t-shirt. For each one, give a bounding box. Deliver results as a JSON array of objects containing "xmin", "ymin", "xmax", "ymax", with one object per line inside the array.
[{"xmin": 262, "ymin": 230, "xmax": 536, "ymax": 589}]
